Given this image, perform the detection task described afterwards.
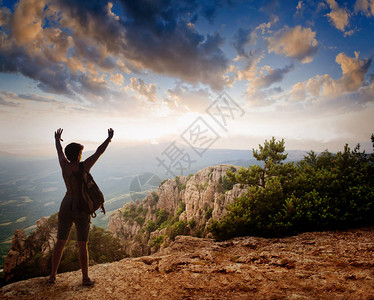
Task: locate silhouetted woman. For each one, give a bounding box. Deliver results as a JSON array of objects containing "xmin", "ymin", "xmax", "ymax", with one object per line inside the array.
[{"xmin": 48, "ymin": 128, "xmax": 114, "ymax": 285}]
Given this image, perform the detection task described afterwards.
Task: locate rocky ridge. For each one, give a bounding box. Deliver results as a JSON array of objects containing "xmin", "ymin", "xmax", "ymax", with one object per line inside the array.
[
  {"xmin": 108, "ymin": 164, "xmax": 247, "ymax": 257},
  {"xmin": 3, "ymin": 216, "xmax": 57, "ymax": 282},
  {"xmin": 1, "ymin": 227, "xmax": 373, "ymax": 299}
]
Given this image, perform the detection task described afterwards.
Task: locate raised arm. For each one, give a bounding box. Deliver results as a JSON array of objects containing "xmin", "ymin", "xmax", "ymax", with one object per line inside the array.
[
  {"xmin": 55, "ymin": 128, "xmax": 68, "ymax": 168},
  {"xmin": 84, "ymin": 128, "xmax": 114, "ymax": 172}
]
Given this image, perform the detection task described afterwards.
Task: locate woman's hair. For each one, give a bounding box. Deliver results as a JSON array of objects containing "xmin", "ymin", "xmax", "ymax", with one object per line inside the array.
[{"xmin": 64, "ymin": 143, "xmax": 84, "ymax": 162}]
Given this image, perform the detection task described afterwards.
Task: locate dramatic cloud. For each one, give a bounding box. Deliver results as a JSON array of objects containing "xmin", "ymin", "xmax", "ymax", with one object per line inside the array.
[
  {"xmin": 267, "ymin": 25, "xmax": 318, "ymax": 63},
  {"xmin": 68, "ymin": 0, "xmax": 229, "ymax": 89},
  {"xmin": 0, "ymin": 0, "xmax": 230, "ymax": 102},
  {"xmin": 325, "ymin": 0, "xmax": 350, "ymax": 32}
]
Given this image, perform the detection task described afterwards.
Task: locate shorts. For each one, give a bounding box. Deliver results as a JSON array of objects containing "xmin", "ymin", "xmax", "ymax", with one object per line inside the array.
[{"xmin": 57, "ymin": 196, "xmax": 91, "ymax": 242}]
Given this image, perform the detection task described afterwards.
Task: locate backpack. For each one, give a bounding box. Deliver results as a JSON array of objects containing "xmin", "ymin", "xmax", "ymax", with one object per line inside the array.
[{"xmin": 77, "ymin": 162, "xmax": 105, "ymax": 218}]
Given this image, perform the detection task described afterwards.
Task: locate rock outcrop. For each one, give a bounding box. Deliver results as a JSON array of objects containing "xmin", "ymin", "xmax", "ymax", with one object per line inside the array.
[
  {"xmin": 3, "ymin": 216, "xmax": 57, "ymax": 282},
  {"xmin": 107, "ymin": 164, "xmax": 247, "ymax": 257},
  {"xmin": 1, "ymin": 227, "xmax": 374, "ymax": 299},
  {"xmin": 2, "ymin": 230, "xmax": 27, "ymax": 282}
]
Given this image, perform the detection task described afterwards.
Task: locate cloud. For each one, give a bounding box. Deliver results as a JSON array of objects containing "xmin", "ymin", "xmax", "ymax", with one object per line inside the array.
[
  {"xmin": 256, "ymin": 14, "xmax": 279, "ymax": 34},
  {"xmin": 325, "ymin": 0, "xmax": 350, "ymax": 32},
  {"xmin": 296, "ymin": 1, "xmax": 303, "ymax": 11},
  {"xmin": 336, "ymin": 52, "xmax": 371, "ymax": 88},
  {"xmin": 234, "ymin": 53, "xmax": 264, "ymax": 82},
  {"xmin": 128, "ymin": 77, "xmax": 157, "ymax": 102},
  {"xmin": 0, "ymin": 6, "xmax": 11, "ymax": 27},
  {"xmin": 250, "ymin": 64, "xmax": 294, "ymax": 90},
  {"xmin": 286, "ymin": 52, "xmax": 372, "ymax": 107},
  {"xmin": 17, "ymin": 93, "xmax": 57, "ymax": 103},
  {"xmin": 0, "ymin": 0, "xmax": 230, "ymax": 102},
  {"xmin": 354, "ymin": 0, "xmax": 374, "ymax": 17},
  {"xmin": 164, "ymin": 84, "xmax": 212, "ymax": 113},
  {"xmin": 303, "ymin": 52, "xmax": 370, "ymax": 101},
  {"xmin": 75, "ymin": 74, "xmax": 111, "ymax": 99},
  {"xmin": 0, "ymin": 91, "xmax": 19, "ymax": 107},
  {"xmin": 245, "ymin": 86, "xmax": 282, "ymax": 107},
  {"xmin": 305, "ymin": 76, "xmax": 325, "ymax": 97},
  {"xmin": 0, "ymin": 90, "xmax": 59, "ymax": 107},
  {"xmin": 0, "ymin": 1, "xmax": 76, "ymax": 95},
  {"xmin": 289, "ymin": 81, "xmax": 306, "ymax": 102},
  {"xmin": 267, "ymin": 25, "xmax": 318, "ymax": 63},
  {"xmin": 232, "ymin": 14, "xmax": 279, "ymax": 61},
  {"xmin": 110, "ymin": 73, "xmax": 125, "ymax": 86},
  {"xmin": 10, "ymin": 0, "xmax": 46, "ymax": 46},
  {"xmin": 232, "ymin": 27, "xmax": 255, "ymax": 59},
  {"xmin": 234, "ymin": 52, "xmax": 293, "ymax": 105},
  {"xmin": 57, "ymin": 0, "xmax": 229, "ymax": 89},
  {"xmin": 249, "ymin": 51, "xmax": 373, "ymax": 113}
]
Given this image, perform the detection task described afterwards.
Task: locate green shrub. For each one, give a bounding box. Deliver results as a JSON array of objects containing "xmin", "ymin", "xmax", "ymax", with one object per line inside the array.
[
  {"xmin": 205, "ymin": 207, "xmax": 213, "ymax": 220},
  {"xmin": 123, "ymin": 203, "xmax": 137, "ymax": 219},
  {"xmin": 175, "ymin": 176, "xmax": 186, "ymax": 192},
  {"xmin": 222, "ymin": 176, "xmax": 235, "ymax": 191},
  {"xmin": 188, "ymin": 219, "xmax": 197, "ymax": 228},
  {"xmin": 160, "ymin": 179, "xmax": 168, "ymax": 186},
  {"xmin": 136, "ymin": 205, "xmax": 144, "ymax": 215},
  {"xmin": 152, "ymin": 191, "xmax": 159, "ymax": 202},
  {"xmin": 209, "ymin": 137, "xmax": 374, "ymax": 240},
  {"xmin": 145, "ymin": 220, "xmax": 157, "ymax": 232},
  {"xmin": 167, "ymin": 220, "xmax": 187, "ymax": 240},
  {"xmin": 150, "ymin": 235, "xmax": 165, "ymax": 248},
  {"xmin": 135, "ymin": 216, "xmax": 145, "ymax": 225},
  {"xmin": 156, "ymin": 209, "xmax": 169, "ymax": 227},
  {"xmin": 176, "ymin": 201, "xmax": 186, "ymax": 216}
]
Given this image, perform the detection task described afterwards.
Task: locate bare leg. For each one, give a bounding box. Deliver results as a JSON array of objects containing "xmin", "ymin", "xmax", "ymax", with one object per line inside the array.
[
  {"xmin": 49, "ymin": 239, "xmax": 67, "ymax": 281},
  {"xmin": 77, "ymin": 241, "xmax": 94, "ymax": 285}
]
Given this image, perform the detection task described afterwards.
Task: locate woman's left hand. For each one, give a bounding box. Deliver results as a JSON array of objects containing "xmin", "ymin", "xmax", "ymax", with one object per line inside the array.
[{"xmin": 108, "ymin": 128, "xmax": 114, "ymax": 140}]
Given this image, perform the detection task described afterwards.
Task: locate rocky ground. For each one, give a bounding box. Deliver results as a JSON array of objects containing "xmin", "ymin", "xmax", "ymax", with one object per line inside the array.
[{"xmin": 1, "ymin": 227, "xmax": 374, "ymax": 299}]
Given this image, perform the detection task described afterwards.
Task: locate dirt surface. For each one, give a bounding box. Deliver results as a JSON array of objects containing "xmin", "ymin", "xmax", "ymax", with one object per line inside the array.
[{"xmin": 1, "ymin": 227, "xmax": 374, "ymax": 299}]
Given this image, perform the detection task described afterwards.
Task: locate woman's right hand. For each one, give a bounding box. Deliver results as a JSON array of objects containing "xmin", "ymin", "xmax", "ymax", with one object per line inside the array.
[{"xmin": 55, "ymin": 128, "xmax": 63, "ymax": 141}]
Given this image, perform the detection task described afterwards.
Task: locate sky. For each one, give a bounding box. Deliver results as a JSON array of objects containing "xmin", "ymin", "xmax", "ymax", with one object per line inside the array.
[{"xmin": 0, "ymin": 0, "xmax": 374, "ymax": 157}]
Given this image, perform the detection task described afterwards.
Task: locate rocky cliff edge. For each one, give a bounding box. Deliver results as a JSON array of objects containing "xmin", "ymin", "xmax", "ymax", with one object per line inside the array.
[{"xmin": 1, "ymin": 227, "xmax": 374, "ymax": 299}]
